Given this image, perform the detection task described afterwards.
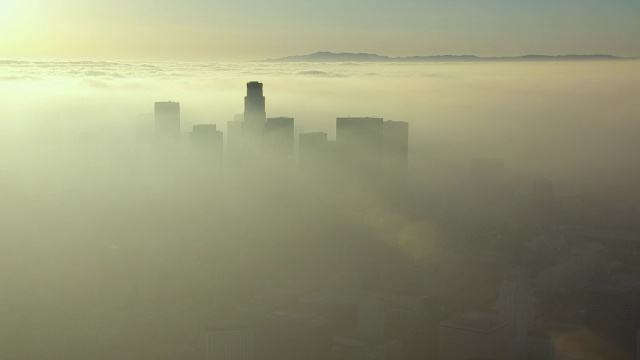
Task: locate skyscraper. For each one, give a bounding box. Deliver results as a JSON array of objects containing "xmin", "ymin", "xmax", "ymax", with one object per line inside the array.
[
  {"xmin": 336, "ymin": 117, "xmax": 384, "ymax": 171},
  {"xmin": 227, "ymin": 114, "xmax": 244, "ymax": 165},
  {"xmin": 264, "ymin": 117, "xmax": 295, "ymax": 161},
  {"xmin": 335, "ymin": 117, "xmax": 384, "ymax": 207},
  {"xmin": 243, "ymin": 82, "xmax": 266, "ymax": 137},
  {"xmin": 154, "ymin": 101, "xmax": 180, "ymax": 147},
  {"xmin": 189, "ymin": 124, "xmax": 224, "ymax": 172}
]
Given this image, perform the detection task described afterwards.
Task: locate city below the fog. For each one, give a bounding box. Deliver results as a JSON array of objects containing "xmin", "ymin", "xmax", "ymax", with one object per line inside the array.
[
  {"xmin": 2, "ymin": 78, "xmax": 640, "ymax": 360},
  {"xmin": 2, "ymin": 0, "xmax": 640, "ymax": 358}
]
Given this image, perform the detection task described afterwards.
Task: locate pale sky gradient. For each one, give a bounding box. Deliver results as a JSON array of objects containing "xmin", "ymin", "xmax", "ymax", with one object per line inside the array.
[{"xmin": 1, "ymin": 0, "xmax": 639, "ymax": 60}]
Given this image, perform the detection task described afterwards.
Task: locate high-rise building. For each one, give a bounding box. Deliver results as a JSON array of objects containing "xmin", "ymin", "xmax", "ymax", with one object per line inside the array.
[
  {"xmin": 243, "ymin": 82, "xmax": 266, "ymax": 137},
  {"xmin": 154, "ymin": 101, "xmax": 181, "ymax": 147},
  {"xmin": 336, "ymin": 117, "xmax": 384, "ymax": 172},
  {"xmin": 227, "ymin": 114, "xmax": 244, "ymax": 165},
  {"xmin": 264, "ymin": 117, "xmax": 294, "ymax": 160},
  {"xmin": 439, "ymin": 312, "xmax": 509, "ymax": 360},
  {"xmin": 189, "ymin": 124, "xmax": 223, "ymax": 171},
  {"xmin": 335, "ymin": 117, "xmax": 385, "ymax": 206}
]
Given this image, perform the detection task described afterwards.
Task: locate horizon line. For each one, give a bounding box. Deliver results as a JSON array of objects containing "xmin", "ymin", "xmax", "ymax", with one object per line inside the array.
[{"xmin": 1, "ymin": 52, "xmax": 639, "ymax": 64}]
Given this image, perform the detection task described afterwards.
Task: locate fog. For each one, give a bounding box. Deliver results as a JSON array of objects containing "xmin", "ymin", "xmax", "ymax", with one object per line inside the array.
[
  {"xmin": 3, "ymin": 60, "xmax": 639, "ymax": 190},
  {"xmin": 1, "ymin": 60, "xmax": 640, "ymax": 359}
]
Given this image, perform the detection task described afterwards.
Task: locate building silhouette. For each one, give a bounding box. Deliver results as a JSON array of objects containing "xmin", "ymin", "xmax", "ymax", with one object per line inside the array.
[
  {"xmin": 243, "ymin": 82, "xmax": 266, "ymax": 137},
  {"xmin": 189, "ymin": 124, "xmax": 224, "ymax": 173},
  {"xmin": 335, "ymin": 117, "xmax": 386, "ymax": 207},
  {"xmin": 264, "ymin": 117, "xmax": 295, "ymax": 161},
  {"xmin": 336, "ymin": 117, "xmax": 384, "ymax": 171},
  {"xmin": 227, "ymin": 114, "xmax": 244, "ymax": 165},
  {"xmin": 154, "ymin": 101, "xmax": 181, "ymax": 147}
]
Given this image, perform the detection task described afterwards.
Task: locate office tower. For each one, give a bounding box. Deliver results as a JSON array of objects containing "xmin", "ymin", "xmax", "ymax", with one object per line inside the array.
[
  {"xmin": 154, "ymin": 101, "xmax": 181, "ymax": 146},
  {"xmin": 205, "ymin": 321, "xmax": 255, "ymax": 360},
  {"xmin": 189, "ymin": 124, "xmax": 223, "ymax": 170},
  {"xmin": 227, "ymin": 114, "xmax": 244, "ymax": 164},
  {"xmin": 264, "ymin": 117, "xmax": 294, "ymax": 160},
  {"xmin": 335, "ymin": 117, "xmax": 384, "ymax": 207},
  {"xmin": 585, "ymin": 276, "xmax": 640, "ymax": 358},
  {"xmin": 299, "ymin": 132, "xmax": 329, "ymax": 172},
  {"xmin": 383, "ymin": 120, "xmax": 409, "ymax": 179},
  {"xmin": 336, "ymin": 117, "xmax": 384, "ymax": 171},
  {"xmin": 243, "ymin": 82, "xmax": 266, "ymax": 137},
  {"xmin": 439, "ymin": 312, "xmax": 509, "ymax": 360}
]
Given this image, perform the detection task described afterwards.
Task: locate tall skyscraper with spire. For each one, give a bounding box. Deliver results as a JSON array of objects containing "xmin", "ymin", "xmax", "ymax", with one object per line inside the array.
[{"xmin": 243, "ymin": 82, "xmax": 266, "ymax": 137}]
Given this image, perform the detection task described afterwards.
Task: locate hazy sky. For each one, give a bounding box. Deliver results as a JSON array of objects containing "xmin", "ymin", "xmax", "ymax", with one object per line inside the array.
[{"xmin": 1, "ymin": 0, "xmax": 639, "ymax": 60}]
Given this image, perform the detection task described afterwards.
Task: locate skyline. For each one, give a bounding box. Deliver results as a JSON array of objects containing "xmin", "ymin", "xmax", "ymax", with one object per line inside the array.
[
  {"xmin": 3, "ymin": 2, "xmax": 640, "ymax": 357},
  {"xmin": 2, "ymin": 60, "xmax": 639, "ymax": 199},
  {"xmin": 1, "ymin": 0, "xmax": 640, "ymax": 61},
  {"xmin": 3, "ymin": 78, "xmax": 640, "ymax": 360}
]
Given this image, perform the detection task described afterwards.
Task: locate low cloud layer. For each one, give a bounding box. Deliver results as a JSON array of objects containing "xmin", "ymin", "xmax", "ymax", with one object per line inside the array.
[{"xmin": 1, "ymin": 60, "xmax": 640, "ymax": 195}]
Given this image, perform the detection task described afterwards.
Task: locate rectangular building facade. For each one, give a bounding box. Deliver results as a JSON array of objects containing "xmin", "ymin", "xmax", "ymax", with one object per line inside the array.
[{"xmin": 154, "ymin": 101, "xmax": 180, "ymax": 146}]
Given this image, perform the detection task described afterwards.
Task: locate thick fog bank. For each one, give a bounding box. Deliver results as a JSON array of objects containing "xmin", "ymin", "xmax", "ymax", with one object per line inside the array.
[{"xmin": 1, "ymin": 60, "xmax": 639, "ymax": 359}]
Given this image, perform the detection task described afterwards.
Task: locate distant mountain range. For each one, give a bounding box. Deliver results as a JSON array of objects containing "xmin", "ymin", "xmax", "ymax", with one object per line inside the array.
[{"xmin": 262, "ymin": 51, "xmax": 630, "ymax": 62}]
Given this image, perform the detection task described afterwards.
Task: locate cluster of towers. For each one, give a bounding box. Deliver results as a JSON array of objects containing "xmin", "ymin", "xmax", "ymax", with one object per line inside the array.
[{"xmin": 141, "ymin": 82, "xmax": 409, "ymax": 203}]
